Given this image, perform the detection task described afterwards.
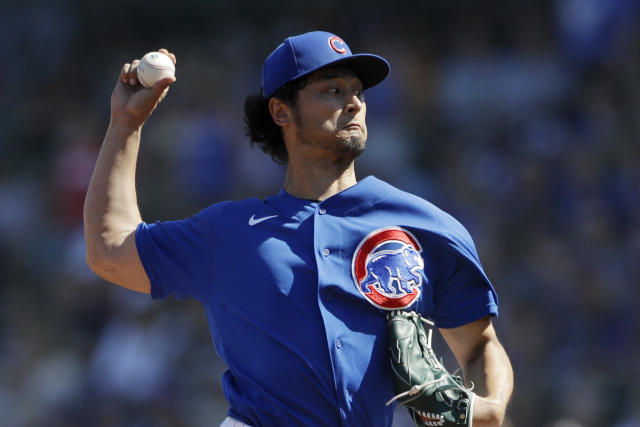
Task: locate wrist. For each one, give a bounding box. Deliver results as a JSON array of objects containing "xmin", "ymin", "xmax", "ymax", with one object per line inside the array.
[
  {"xmin": 472, "ymin": 395, "xmax": 506, "ymax": 427},
  {"xmin": 107, "ymin": 120, "xmax": 142, "ymax": 138}
]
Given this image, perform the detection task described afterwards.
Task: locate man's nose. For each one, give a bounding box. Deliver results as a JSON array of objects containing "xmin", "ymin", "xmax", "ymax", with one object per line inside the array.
[{"xmin": 345, "ymin": 93, "xmax": 363, "ymax": 114}]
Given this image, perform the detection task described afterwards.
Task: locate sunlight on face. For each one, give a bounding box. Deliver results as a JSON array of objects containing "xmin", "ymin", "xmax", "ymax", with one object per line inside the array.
[{"xmin": 291, "ymin": 67, "xmax": 368, "ymax": 159}]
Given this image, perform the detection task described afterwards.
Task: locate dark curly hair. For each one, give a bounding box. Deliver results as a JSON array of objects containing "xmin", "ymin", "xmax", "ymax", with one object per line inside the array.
[{"xmin": 243, "ymin": 77, "xmax": 308, "ymax": 164}]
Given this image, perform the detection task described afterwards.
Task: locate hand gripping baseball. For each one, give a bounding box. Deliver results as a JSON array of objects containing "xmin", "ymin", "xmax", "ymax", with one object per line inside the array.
[
  {"xmin": 386, "ymin": 311, "xmax": 475, "ymax": 426},
  {"xmin": 110, "ymin": 48, "xmax": 176, "ymax": 130}
]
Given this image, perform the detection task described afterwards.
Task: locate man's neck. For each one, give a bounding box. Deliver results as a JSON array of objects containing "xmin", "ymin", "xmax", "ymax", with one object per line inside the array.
[{"xmin": 283, "ymin": 156, "xmax": 358, "ymax": 202}]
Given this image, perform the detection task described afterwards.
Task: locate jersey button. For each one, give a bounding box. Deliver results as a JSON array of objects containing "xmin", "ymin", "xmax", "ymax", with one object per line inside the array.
[
  {"xmin": 319, "ymin": 208, "xmax": 327, "ymax": 215},
  {"xmin": 322, "ymin": 248, "xmax": 330, "ymax": 257},
  {"xmin": 336, "ymin": 339, "xmax": 342, "ymax": 349}
]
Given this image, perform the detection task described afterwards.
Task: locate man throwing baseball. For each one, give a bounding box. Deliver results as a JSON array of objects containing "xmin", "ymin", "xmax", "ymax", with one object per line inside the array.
[{"xmin": 84, "ymin": 31, "xmax": 513, "ymax": 426}]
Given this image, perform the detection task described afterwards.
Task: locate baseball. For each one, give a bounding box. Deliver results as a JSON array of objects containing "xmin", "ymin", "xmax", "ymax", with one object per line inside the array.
[{"xmin": 136, "ymin": 51, "xmax": 175, "ymax": 88}]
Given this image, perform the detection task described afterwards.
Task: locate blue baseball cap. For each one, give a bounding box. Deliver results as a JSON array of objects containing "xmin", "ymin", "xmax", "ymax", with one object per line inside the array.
[{"xmin": 262, "ymin": 31, "xmax": 390, "ymax": 99}]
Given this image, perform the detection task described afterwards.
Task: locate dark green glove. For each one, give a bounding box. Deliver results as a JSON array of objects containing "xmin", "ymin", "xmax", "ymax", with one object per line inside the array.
[{"xmin": 386, "ymin": 310, "xmax": 475, "ymax": 426}]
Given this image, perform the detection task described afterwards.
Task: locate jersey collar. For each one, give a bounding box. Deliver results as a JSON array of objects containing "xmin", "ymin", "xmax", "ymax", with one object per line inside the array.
[{"xmin": 264, "ymin": 176, "xmax": 386, "ymax": 220}]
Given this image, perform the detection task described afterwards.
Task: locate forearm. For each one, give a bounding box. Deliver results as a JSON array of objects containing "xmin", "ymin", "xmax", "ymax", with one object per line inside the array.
[
  {"xmin": 464, "ymin": 339, "xmax": 513, "ymax": 426},
  {"xmin": 84, "ymin": 122, "xmax": 143, "ymax": 260}
]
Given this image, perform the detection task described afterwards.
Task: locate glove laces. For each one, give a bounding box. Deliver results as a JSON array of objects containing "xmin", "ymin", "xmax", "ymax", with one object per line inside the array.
[{"xmin": 385, "ymin": 378, "xmax": 448, "ymax": 406}]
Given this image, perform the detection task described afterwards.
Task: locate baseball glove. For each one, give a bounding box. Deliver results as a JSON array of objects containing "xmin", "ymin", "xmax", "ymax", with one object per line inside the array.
[{"xmin": 386, "ymin": 310, "xmax": 475, "ymax": 426}]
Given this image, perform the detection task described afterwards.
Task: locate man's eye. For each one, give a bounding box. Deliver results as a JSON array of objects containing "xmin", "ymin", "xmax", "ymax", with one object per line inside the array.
[{"xmin": 328, "ymin": 88, "xmax": 340, "ymax": 94}]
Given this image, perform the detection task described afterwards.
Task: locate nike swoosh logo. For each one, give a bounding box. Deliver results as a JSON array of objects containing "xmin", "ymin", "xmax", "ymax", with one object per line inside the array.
[{"xmin": 248, "ymin": 214, "xmax": 278, "ymax": 226}]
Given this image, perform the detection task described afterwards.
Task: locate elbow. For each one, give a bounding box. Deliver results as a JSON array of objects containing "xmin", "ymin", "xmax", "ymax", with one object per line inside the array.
[
  {"xmin": 85, "ymin": 244, "xmax": 127, "ymax": 287},
  {"xmin": 84, "ymin": 229, "xmax": 120, "ymax": 281},
  {"xmin": 84, "ymin": 229, "xmax": 150, "ymax": 294},
  {"xmin": 85, "ymin": 243, "xmax": 113, "ymax": 280},
  {"xmin": 84, "ymin": 224, "xmax": 129, "ymax": 280}
]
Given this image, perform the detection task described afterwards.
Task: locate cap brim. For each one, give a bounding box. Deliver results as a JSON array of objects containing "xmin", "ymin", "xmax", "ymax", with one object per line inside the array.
[{"xmin": 298, "ymin": 54, "xmax": 390, "ymax": 91}]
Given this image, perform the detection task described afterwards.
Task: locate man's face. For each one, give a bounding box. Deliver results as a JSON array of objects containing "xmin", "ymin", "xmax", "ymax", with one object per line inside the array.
[{"xmin": 289, "ymin": 67, "xmax": 367, "ymax": 159}]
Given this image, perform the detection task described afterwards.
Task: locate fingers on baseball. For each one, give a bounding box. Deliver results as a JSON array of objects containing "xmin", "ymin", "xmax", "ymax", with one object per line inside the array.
[
  {"xmin": 119, "ymin": 60, "xmax": 141, "ymax": 86},
  {"xmin": 120, "ymin": 63, "xmax": 131, "ymax": 83},
  {"xmin": 128, "ymin": 59, "xmax": 140, "ymax": 86},
  {"xmin": 157, "ymin": 48, "xmax": 177, "ymax": 65}
]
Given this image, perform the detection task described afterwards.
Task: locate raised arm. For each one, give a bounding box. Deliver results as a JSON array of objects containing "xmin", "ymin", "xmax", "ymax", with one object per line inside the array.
[
  {"xmin": 83, "ymin": 49, "xmax": 176, "ymax": 293},
  {"xmin": 439, "ymin": 316, "xmax": 514, "ymax": 427}
]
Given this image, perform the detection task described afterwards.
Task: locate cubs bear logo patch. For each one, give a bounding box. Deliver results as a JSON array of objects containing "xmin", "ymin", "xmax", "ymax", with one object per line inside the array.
[{"xmin": 351, "ymin": 227, "xmax": 424, "ymax": 310}]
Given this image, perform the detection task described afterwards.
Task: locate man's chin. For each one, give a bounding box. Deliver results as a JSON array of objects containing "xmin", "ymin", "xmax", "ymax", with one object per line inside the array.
[{"xmin": 339, "ymin": 137, "xmax": 366, "ymax": 159}]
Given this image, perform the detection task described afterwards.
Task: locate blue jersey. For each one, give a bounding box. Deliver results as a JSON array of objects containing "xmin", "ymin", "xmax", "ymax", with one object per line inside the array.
[{"xmin": 135, "ymin": 176, "xmax": 498, "ymax": 426}]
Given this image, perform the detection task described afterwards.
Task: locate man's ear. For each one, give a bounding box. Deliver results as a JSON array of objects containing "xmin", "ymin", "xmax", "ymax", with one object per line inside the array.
[{"xmin": 269, "ymin": 97, "xmax": 291, "ymax": 127}]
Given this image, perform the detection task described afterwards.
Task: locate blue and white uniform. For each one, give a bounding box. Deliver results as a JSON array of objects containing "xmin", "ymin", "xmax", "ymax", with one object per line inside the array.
[{"xmin": 135, "ymin": 176, "xmax": 498, "ymax": 427}]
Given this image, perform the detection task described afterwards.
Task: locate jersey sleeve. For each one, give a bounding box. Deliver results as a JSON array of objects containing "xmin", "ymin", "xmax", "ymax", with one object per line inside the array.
[
  {"xmin": 135, "ymin": 204, "xmax": 221, "ymax": 301},
  {"xmin": 430, "ymin": 222, "xmax": 499, "ymax": 329}
]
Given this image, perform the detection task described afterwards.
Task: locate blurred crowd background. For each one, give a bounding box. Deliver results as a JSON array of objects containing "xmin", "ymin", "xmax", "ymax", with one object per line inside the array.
[{"xmin": 1, "ymin": 0, "xmax": 639, "ymax": 426}]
